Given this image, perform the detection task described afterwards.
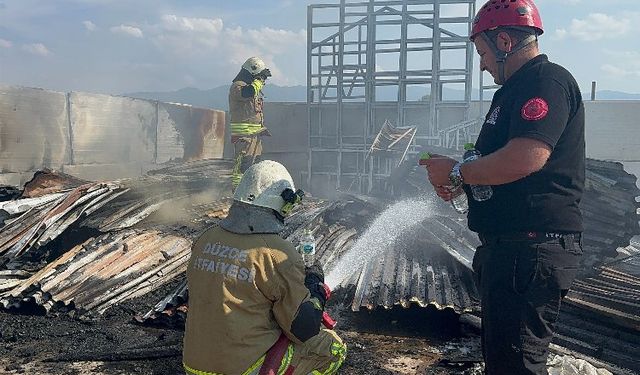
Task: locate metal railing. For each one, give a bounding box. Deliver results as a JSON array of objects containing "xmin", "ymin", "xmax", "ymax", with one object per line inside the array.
[{"xmin": 438, "ymin": 117, "xmax": 483, "ymax": 150}]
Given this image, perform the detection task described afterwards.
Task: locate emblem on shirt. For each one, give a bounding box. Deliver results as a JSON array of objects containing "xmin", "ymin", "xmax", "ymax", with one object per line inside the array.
[
  {"xmin": 521, "ymin": 97, "xmax": 549, "ymax": 121},
  {"xmin": 486, "ymin": 106, "xmax": 500, "ymax": 125}
]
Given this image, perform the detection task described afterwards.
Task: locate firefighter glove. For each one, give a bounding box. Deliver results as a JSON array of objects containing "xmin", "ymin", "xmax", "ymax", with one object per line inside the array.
[
  {"xmin": 304, "ymin": 264, "xmax": 329, "ymax": 308},
  {"xmin": 257, "ymin": 68, "xmax": 272, "ymax": 81},
  {"xmin": 305, "ymin": 263, "xmax": 325, "ymax": 285}
]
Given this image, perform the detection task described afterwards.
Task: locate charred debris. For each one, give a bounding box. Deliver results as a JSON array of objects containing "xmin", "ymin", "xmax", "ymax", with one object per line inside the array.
[{"xmin": 0, "ymin": 157, "xmax": 639, "ymax": 374}]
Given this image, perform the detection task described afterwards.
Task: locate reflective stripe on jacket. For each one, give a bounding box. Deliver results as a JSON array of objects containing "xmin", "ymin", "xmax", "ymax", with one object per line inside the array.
[
  {"xmin": 183, "ymin": 341, "xmax": 294, "ymax": 375},
  {"xmin": 229, "ymin": 80, "xmax": 263, "ymax": 132},
  {"xmin": 230, "ymin": 123, "xmax": 263, "ymax": 136}
]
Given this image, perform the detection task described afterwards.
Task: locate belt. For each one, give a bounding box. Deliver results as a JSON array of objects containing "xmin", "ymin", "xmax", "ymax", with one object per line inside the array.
[{"xmin": 479, "ymin": 232, "xmax": 582, "ymax": 246}]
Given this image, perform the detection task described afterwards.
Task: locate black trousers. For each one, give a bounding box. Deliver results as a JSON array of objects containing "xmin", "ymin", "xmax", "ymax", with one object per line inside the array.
[{"xmin": 472, "ymin": 233, "xmax": 582, "ymax": 375}]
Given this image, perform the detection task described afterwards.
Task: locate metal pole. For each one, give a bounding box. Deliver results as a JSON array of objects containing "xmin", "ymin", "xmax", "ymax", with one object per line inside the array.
[
  {"xmin": 429, "ymin": 0, "xmax": 441, "ymax": 140},
  {"xmin": 307, "ymin": 5, "xmax": 313, "ymax": 190},
  {"xmin": 465, "ymin": 0, "xmax": 475, "ymax": 122},
  {"xmin": 398, "ymin": 0, "xmax": 408, "ymax": 129},
  {"xmin": 336, "ymin": 0, "xmax": 346, "ymax": 191},
  {"xmin": 367, "ymin": 0, "xmax": 375, "ymax": 194}
]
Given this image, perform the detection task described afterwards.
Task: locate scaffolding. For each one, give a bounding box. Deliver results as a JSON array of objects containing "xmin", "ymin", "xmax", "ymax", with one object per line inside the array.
[{"xmin": 307, "ymin": 0, "xmax": 477, "ymax": 195}]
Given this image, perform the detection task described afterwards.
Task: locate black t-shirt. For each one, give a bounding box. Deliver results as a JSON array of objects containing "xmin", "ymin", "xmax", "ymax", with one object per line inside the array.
[{"xmin": 468, "ymin": 54, "xmax": 585, "ymax": 234}]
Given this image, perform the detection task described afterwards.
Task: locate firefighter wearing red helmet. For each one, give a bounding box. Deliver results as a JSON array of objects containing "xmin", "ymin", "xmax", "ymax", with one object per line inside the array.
[
  {"xmin": 471, "ymin": 0, "xmax": 544, "ymax": 85},
  {"xmin": 423, "ymin": 1, "xmax": 585, "ymax": 374}
]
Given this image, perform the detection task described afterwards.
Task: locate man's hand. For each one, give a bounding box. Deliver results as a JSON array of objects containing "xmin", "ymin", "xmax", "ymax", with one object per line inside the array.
[{"xmin": 422, "ymin": 154, "xmax": 457, "ymax": 187}]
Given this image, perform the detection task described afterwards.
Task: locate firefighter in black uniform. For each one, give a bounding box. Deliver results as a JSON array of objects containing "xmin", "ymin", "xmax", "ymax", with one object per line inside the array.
[{"xmin": 423, "ymin": 1, "xmax": 585, "ymax": 374}]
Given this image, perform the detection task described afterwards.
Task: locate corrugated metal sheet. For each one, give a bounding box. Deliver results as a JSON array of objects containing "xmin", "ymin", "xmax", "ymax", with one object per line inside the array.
[
  {"xmin": 140, "ymin": 157, "xmax": 638, "ymax": 319},
  {"xmin": 0, "ymin": 86, "xmax": 70, "ymax": 172},
  {"xmin": 1, "ymin": 153, "xmax": 638, "ymax": 375},
  {"xmin": 1, "ymin": 229, "xmax": 192, "ymax": 314},
  {"xmin": 285, "ymin": 199, "xmax": 478, "ymax": 313},
  {"xmin": 0, "ymin": 159, "xmax": 233, "ymax": 313},
  {"xmin": 565, "ymin": 254, "xmax": 640, "ymax": 331},
  {"xmin": 69, "ymin": 92, "xmax": 157, "ymax": 165},
  {"xmin": 136, "ymin": 278, "xmax": 188, "ymax": 324},
  {"xmin": 580, "ymin": 159, "xmax": 640, "ymax": 274},
  {"xmin": 553, "ymin": 254, "xmax": 640, "ymax": 373},
  {"xmin": 349, "ymin": 245, "xmax": 476, "ymax": 312},
  {"xmin": 140, "ymin": 197, "xmax": 479, "ymax": 323},
  {"xmin": 0, "ymin": 181, "xmax": 125, "ymax": 261}
]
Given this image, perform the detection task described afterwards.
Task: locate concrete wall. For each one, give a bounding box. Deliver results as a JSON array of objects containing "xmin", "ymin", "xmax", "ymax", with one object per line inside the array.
[
  {"xmin": 261, "ymin": 102, "xmax": 310, "ymax": 188},
  {"xmin": 583, "ymin": 101, "xmax": 640, "ymax": 162},
  {"xmin": 0, "ymin": 86, "xmax": 225, "ymax": 186},
  {"xmin": 261, "ymin": 99, "xmax": 640, "ymax": 194}
]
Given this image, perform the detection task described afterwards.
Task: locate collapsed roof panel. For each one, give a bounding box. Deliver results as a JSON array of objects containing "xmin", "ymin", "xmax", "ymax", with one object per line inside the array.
[
  {"xmin": 1, "ymin": 157, "xmax": 638, "ymax": 373},
  {"xmin": 555, "ymin": 253, "xmax": 640, "ymax": 373},
  {"xmin": 20, "ymin": 169, "xmax": 90, "ymax": 198},
  {"xmin": 566, "ymin": 253, "xmax": 640, "ymax": 331},
  {"xmin": 0, "ymin": 182, "xmax": 125, "ymax": 261},
  {"xmin": 0, "ymin": 159, "xmax": 233, "ymax": 313},
  {"xmin": 1, "ymin": 229, "xmax": 192, "ymax": 315}
]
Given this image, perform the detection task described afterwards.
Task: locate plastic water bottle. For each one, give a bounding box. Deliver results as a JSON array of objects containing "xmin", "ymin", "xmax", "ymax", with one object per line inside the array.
[
  {"xmin": 299, "ymin": 229, "xmax": 316, "ymax": 266},
  {"xmin": 449, "ymin": 188, "xmax": 468, "ymax": 214},
  {"xmin": 418, "ymin": 152, "xmax": 468, "ymax": 214},
  {"xmin": 463, "ymin": 143, "xmax": 493, "ymax": 201}
]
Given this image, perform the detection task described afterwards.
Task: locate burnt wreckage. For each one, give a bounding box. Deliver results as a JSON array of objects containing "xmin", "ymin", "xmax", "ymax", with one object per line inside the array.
[{"xmin": 1, "ymin": 158, "xmax": 639, "ymax": 373}]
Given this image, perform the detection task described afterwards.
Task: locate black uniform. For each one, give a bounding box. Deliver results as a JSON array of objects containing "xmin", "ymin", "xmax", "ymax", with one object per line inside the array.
[{"xmin": 469, "ymin": 55, "xmax": 585, "ymax": 375}]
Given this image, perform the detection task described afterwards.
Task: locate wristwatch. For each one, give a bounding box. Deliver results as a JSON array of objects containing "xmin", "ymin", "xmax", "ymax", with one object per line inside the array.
[{"xmin": 449, "ymin": 162, "xmax": 464, "ymax": 187}]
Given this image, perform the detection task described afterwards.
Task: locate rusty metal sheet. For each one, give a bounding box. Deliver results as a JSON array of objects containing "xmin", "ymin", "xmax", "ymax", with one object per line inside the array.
[
  {"xmin": 0, "ymin": 86, "xmax": 71, "ymax": 173},
  {"xmin": 0, "ymin": 182, "xmax": 124, "ymax": 260},
  {"xmin": 69, "ymin": 92, "xmax": 156, "ymax": 165},
  {"xmin": 1, "ymin": 229, "xmax": 192, "ymax": 314},
  {"xmin": 565, "ymin": 253, "xmax": 640, "ymax": 331},
  {"xmin": 555, "ymin": 254, "xmax": 640, "ymax": 373},
  {"xmin": 21, "ymin": 169, "xmax": 89, "ymax": 198},
  {"xmin": 157, "ymin": 103, "xmax": 225, "ymax": 163}
]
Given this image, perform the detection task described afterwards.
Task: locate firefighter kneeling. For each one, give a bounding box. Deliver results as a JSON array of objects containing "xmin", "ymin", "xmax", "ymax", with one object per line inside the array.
[{"xmin": 183, "ymin": 160, "xmax": 346, "ymax": 375}]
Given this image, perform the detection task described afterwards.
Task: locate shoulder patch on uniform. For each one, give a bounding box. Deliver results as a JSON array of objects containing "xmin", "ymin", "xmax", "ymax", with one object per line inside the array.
[{"xmin": 521, "ymin": 97, "xmax": 549, "ymax": 121}]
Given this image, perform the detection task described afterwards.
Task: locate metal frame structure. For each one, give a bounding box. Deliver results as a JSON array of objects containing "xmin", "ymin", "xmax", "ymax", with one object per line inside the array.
[{"xmin": 307, "ymin": 0, "xmax": 477, "ymax": 195}]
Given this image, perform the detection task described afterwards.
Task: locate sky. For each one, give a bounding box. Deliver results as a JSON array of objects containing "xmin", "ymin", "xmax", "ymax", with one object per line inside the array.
[{"xmin": 0, "ymin": 0, "xmax": 639, "ymax": 95}]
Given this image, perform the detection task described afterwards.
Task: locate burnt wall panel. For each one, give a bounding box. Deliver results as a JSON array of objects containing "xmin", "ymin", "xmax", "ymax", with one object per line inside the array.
[
  {"xmin": 0, "ymin": 86, "xmax": 70, "ymax": 172},
  {"xmin": 69, "ymin": 93, "xmax": 157, "ymax": 165},
  {"xmin": 157, "ymin": 103, "xmax": 225, "ymax": 163}
]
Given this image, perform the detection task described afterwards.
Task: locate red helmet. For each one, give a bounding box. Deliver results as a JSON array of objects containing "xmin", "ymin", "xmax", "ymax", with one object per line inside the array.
[{"xmin": 471, "ymin": 0, "xmax": 543, "ymax": 40}]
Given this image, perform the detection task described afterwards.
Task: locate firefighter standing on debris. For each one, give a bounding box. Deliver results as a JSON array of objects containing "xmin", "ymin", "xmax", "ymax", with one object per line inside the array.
[
  {"xmin": 423, "ymin": 1, "xmax": 584, "ymax": 374},
  {"xmin": 229, "ymin": 57, "xmax": 272, "ymax": 190},
  {"xmin": 182, "ymin": 160, "xmax": 346, "ymax": 375}
]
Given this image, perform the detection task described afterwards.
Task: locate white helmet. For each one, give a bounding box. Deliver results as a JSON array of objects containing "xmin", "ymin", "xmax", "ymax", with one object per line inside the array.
[
  {"xmin": 242, "ymin": 57, "xmax": 267, "ymax": 75},
  {"xmin": 233, "ymin": 160, "xmax": 303, "ymax": 215}
]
